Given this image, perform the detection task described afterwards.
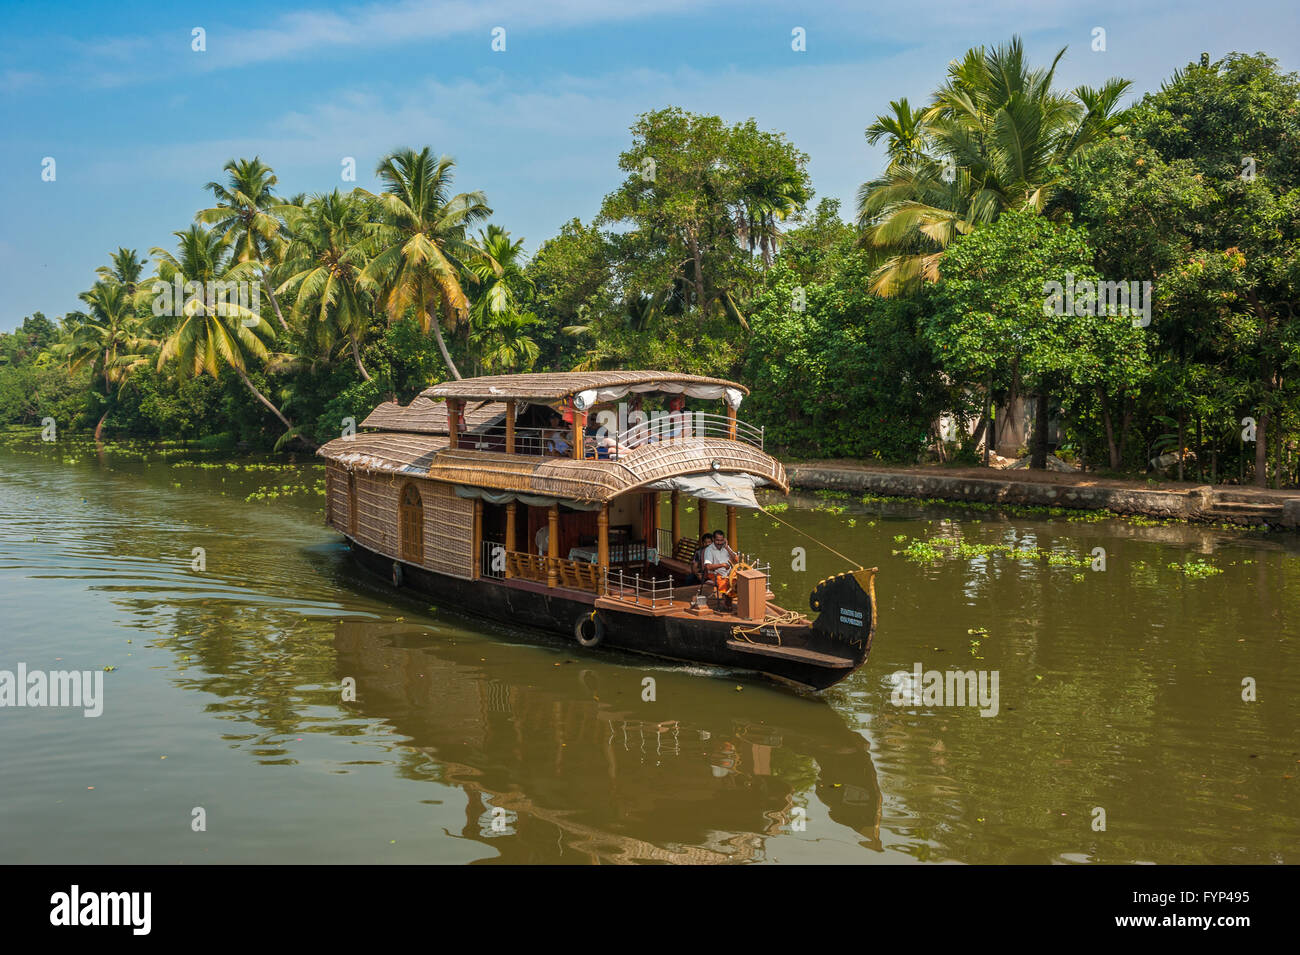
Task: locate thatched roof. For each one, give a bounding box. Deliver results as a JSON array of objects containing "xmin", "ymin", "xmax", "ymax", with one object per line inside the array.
[
  {"xmin": 318, "ymin": 434, "xmax": 787, "ymax": 502},
  {"xmin": 360, "ymin": 396, "xmax": 505, "ymax": 435},
  {"xmin": 422, "ymin": 371, "xmax": 747, "ymax": 403}
]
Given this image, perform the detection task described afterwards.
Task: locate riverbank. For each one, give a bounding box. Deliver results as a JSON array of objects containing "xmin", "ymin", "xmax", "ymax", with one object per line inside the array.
[{"xmin": 785, "ymin": 460, "xmax": 1300, "ymax": 530}]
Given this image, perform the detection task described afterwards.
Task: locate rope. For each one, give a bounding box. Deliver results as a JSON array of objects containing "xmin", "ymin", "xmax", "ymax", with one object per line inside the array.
[
  {"xmin": 759, "ymin": 506, "xmax": 864, "ymax": 569},
  {"xmin": 731, "ymin": 609, "xmax": 803, "ymax": 644}
]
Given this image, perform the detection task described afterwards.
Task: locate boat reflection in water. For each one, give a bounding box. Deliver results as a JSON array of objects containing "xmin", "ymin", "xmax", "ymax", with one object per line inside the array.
[{"xmin": 333, "ymin": 620, "xmax": 882, "ymax": 863}]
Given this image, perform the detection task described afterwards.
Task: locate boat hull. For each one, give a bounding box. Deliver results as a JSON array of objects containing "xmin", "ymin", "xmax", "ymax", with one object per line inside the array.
[{"xmin": 344, "ymin": 540, "xmax": 872, "ymax": 691}]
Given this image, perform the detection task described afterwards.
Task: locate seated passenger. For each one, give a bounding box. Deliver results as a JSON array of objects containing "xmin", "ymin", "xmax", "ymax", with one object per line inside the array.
[
  {"xmin": 686, "ymin": 532, "xmax": 712, "ymax": 585},
  {"xmin": 662, "ymin": 394, "xmax": 689, "ymax": 441},
  {"xmin": 543, "ymin": 414, "xmax": 572, "ymax": 456},
  {"xmin": 701, "ymin": 529, "xmax": 737, "ymax": 601}
]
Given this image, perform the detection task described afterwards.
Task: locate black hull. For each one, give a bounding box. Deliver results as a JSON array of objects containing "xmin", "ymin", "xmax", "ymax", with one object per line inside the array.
[{"xmin": 346, "ymin": 540, "xmax": 872, "ymax": 691}]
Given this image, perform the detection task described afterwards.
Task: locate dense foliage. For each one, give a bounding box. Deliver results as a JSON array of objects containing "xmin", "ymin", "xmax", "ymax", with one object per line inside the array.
[{"xmin": 4, "ymin": 43, "xmax": 1297, "ymax": 486}]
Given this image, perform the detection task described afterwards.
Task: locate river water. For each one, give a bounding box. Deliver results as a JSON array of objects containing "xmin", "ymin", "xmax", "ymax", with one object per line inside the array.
[{"xmin": 0, "ymin": 432, "xmax": 1295, "ymax": 864}]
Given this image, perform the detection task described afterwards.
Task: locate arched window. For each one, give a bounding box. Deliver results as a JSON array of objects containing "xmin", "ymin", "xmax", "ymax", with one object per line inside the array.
[
  {"xmin": 347, "ymin": 472, "xmax": 358, "ymax": 537},
  {"xmin": 399, "ymin": 482, "xmax": 424, "ymax": 563}
]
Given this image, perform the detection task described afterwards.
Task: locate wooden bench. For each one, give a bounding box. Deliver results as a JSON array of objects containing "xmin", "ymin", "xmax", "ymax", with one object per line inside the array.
[{"xmin": 659, "ymin": 536, "xmax": 702, "ymax": 578}]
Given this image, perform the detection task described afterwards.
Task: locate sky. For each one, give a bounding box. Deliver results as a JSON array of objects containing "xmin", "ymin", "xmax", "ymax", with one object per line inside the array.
[{"xmin": 2, "ymin": 0, "xmax": 1298, "ymax": 331}]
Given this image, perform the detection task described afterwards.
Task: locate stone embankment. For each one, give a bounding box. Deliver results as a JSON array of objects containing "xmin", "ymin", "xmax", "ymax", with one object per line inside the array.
[{"xmin": 784, "ymin": 463, "xmax": 1300, "ymax": 529}]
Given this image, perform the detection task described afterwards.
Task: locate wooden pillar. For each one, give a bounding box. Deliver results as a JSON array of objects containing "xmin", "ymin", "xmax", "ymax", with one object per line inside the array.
[
  {"xmin": 505, "ymin": 400, "xmax": 515, "ymax": 454},
  {"xmin": 447, "ymin": 399, "xmax": 461, "ymax": 449},
  {"xmin": 547, "ymin": 503, "xmax": 559, "ymax": 588},
  {"xmin": 504, "ymin": 501, "xmax": 517, "ymax": 578},
  {"xmin": 597, "ymin": 502, "xmax": 609, "ymax": 593},
  {"xmin": 647, "ymin": 492, "xmax": 658, "ymax": 547},
  {"xmin": 726, "ymin": 403, "xmax": 737, "ymax": 439},
  {"xmin": 727, "ymin": 505, "xmax": 738, "ymax": 551},
  {"xmin": 572, "ymin": 408, "xmax": 584, "ymax": 460},
  {"xmin": 671, "ymin": 490, "xmax": 681, "ymax": 544},
  {"xmin": 472, "ymin": 499, "xmax": 483, "ymax": 579},
  {"xmin": 698, "ymin": 499, "xmax": 709, "ymax": 538}
]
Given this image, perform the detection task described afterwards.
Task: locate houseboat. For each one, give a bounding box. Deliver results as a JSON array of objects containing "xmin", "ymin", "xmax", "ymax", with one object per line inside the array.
[{"xmin": 318, "ymin": 371, "xmax": 876, "ymax": 691}]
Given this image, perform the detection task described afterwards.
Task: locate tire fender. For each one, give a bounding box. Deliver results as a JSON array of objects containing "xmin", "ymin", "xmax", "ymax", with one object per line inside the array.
[
  {"xmin": 392, "ymin": 561, "xmax": 403, "ymax": 588},
  {"xmin": 575, "ymin": 611, "xmax": 605, "ymax": 648}
]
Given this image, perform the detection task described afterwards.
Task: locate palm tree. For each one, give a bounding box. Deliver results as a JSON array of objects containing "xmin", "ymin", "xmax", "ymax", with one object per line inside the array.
[
  {"xmin": 473, "ymin": 311, "xmax": 542, "ymax": 372},
  {"xmin": 58, "ymin": 281, "xmax": 153, "ymax": 441},
  {"xmin": 865, "ymin": 98, "xmax": 930, "ymax": 166},
  {"xmin": 465, "ymin": 226, "xmax": 540, "ymax": 374},
  {"xmin": 359, "ymin": 147, "xmax": 492, "ymax": 380},
  {"xmin": 95, "ymin": 248, "xmax": 146, "ymax": 294},
  {"xmin": 151, "ymin": 225, "xmax": 295, "ymax": 435},
  {"xmin": 738, "ymin": 171, "xmax": 808, "ymax": 268},
  {"xmin": 278, "ymin": 190, "xmax": 375, "ymax": 380},
  {"xmin": 197, "ymin": 157, "xmax": 293, "ymax": 331},
  {"xmin": 857, "ymin": 37, "xmax": 1130, "ymax": 295}
]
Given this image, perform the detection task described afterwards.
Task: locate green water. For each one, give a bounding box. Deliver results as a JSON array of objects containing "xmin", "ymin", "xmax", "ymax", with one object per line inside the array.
[{"xmin": 0, "ymin": 432, "xmax": 1295, "ymax": 864}]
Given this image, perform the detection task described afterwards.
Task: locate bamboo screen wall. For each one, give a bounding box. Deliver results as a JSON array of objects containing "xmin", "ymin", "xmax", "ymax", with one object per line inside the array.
[{"xmin": 324, "ymin": 462, "xmax": 475, "ymax": 579}]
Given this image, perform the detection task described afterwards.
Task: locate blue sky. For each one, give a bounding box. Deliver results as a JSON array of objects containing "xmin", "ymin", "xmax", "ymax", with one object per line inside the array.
[{"xmin": 2, "ymin": 0, "xmax": 1298, "ymax": 330}]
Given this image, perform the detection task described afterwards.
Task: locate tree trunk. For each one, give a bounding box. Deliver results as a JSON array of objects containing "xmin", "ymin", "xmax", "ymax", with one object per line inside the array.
[
  {"xmin": 1031, "ymin": 389, "xmax": 1049, "ymax": 470},
  {"xmin": 1273, "ymin": 392, "xmax": 1284, "ymax": 488},
  {"xmin": 350, "ymin": 337, "xmax": 372, "ymax": 382},
  {"xmin": 690, "ymin": 229, "xmax": 705, "ymax": 316},
  {"xmin": 427, "ymin": 310, "xmax": 462, "ymax": 380},
  {"xmin": 262, "ymin": 273, "xmax": 290, "ymax": 333},
  {"xmin": 94, "ymin": 408, "xmax": 110, "ymax": 443},
  {"xmin": 1099, "ymin": 389, "xmax": 1119, "ymax": 470},
  {"xmin": 1254, "ymin": 412, "xmax": 1268, "ymax": 487},
  {"xmin": 984, "ymin": 375, "xmax": 993, "ymax": 467},
  {"xmin": 233, "ymin": 364, "xmax": 293, "ymax": 431},
  {"xmin": 1196, "ymin": 415, "xmax": 1204, "ymax": 482},
  {"xmin": 1177, "ymin": 413, "xmax": 1185, "ymax": 482}
]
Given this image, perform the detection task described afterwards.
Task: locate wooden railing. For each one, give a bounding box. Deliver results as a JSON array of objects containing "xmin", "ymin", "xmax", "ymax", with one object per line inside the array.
[{"xmin": 497, "ymin": 549, "xmax": 601, "ymax": 593}]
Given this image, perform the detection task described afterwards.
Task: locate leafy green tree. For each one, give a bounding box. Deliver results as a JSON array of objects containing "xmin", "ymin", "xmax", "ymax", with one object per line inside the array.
[
  {"xmin": 598, "ymin": 107, "xmax": 811, "ymax": 328},
  {"xmin": 467, "ymin": 225, "xmax": 540, "ymax": 373},
  {"xmin": 360, "ymin": 147, "xmax": 492, "ymax": 381},
  {"xmin": 1064, "ymin": 52, "xmax": 1300, "ymax": 485},
  {"xmin": 55, "ymin": 281, "xmax": 153, "ymax": 440},
  {"xmin": 858, "ymin": 37, "xmax": 1130, "ymax": 296},
  {"xmin": 931, "ymin": 210, "xmax": 1149, "ymax": 469},
  {"xmin": 150, "ymin": 225, "xmax": 296, "ymax": 438},
  {"xmin": 278, "ymin": 190, "xmax": 376, "ymax": 381},
  {"xmin": 743, "ymin": 248, "xmax": 951, "ymax": 460},
  {"xmin": 197, "ymin": 157, "xmax": 293, "ymax": 332}
]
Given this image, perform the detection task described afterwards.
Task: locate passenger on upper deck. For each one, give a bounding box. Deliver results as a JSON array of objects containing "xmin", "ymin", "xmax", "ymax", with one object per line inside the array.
[
  {"xmin": 662, "ymin": 394, "xmax": 689, "ymax": 440},
  {"xmin": 543, "ymin": 413, "xmax": 571, "ymax": 456}
]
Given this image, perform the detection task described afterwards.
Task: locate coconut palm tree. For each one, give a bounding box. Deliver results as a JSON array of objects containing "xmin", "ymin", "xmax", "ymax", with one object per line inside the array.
[
  {"xmin": 737, "ymin": 169, "xmax": 809, "ymax": 269},
  {"xmin": 58, "ymin": 281, "xmax": 153, "ymax": 441},
  {"xmin": 865, "ymin": 98, "xmax": 930, "ymax": 167},
  {"xmin": 359, "ymin": 147, "xmax": 492, "ymax": 380},
  {"xmin": 151, "ymin": 225, "xmax": 296, "ymax": 435},
  {"xmin": 197, "ymin": 157, "xmax": 293, "ymax": 331},
  {"xmin": 95, "ymin": 248, "xmax": 146, "ymax": 294},
  {"xmin": 278, "ymin": 190, "xmax": 375, "ymax": 380},
  {"xmin": 464, "ymin": 226, "xmax": 541, "ymax": 373},
  {"xmin": 857, "ymin": 37, "xmax": 1130, "ymax": 295},
  {"xmin": 473, "ymin": 311, "xmax": 542, "ymax": 373}
]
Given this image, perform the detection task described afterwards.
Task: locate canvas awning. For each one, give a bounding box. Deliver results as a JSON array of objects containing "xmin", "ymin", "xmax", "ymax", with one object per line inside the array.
[
  {"xmin": 452, "ymin": 486, "xmax": 603, "ymax": 511},
  {"xmin": 643, "ymin": 472, "xmax": 768, "ymax": 509},
  {"xmin": 573, "ymin": 382, "xmax": 744, "ymax": 412}
]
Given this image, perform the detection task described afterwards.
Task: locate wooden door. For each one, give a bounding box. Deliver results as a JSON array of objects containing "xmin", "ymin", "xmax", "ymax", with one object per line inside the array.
[{"xmin": 399, "ymin": 482, "xmax": 424, "ymax": 563}]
